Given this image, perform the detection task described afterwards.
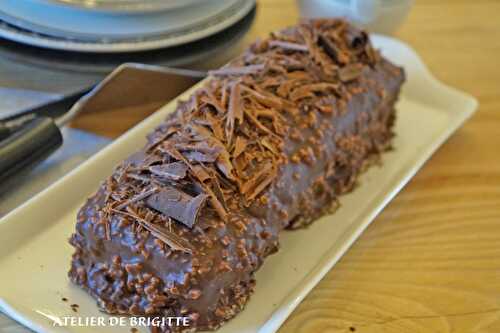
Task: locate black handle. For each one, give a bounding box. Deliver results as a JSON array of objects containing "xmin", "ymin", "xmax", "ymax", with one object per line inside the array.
[{"xmin": 0, "ymin": 117, "xmax": 63, "ymax": 183}]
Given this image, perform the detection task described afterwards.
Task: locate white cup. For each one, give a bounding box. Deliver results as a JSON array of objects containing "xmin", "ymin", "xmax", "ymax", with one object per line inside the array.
[{"xmin": 297, "ymin": 0, "xmax": 414, "ymax": 35}]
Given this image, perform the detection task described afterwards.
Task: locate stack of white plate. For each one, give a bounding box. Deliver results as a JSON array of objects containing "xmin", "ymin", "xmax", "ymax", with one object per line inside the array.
[{"xmin": 0, "ymin": 0, "xmax": 256, "ymax": 53}]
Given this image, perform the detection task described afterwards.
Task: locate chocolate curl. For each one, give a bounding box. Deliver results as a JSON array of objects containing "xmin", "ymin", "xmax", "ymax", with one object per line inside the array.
[{"xmin": 146, "ymin": 187, "xmax": 208, "ymax": 229}]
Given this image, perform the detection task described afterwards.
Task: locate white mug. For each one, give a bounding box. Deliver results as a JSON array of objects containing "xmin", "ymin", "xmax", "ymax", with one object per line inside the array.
[{"xmin": 297, "ymin": 0, "xmax": 414, "ymax": 35}]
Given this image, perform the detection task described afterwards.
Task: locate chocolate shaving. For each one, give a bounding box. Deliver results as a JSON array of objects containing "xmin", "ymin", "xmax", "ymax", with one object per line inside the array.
[
  {"xmin": 211, "ymin": 178, "xmax": 228, "ymax": 212},
  {"xmin": 161, "ymin": 143, "xmax": 229, "ymax": 221},
  {"xmin": 164, "ymin": 142, "xmax": 219, "ymax": 176},
  {"xmin": 226, "ymin": 82, "xmax": 242, "ymax": 145},
  {"xmin": 115, "ymin": 187, "xmax": 159, "ymax": 210},
  {"xmin": 318, "ymin": 34, "xmax": 348, "ymax": 65},
  {"xmin": 188, "ymin": 125, "xmax": 231, "ymax": 165},
  {"xmin": 145, "ymin": 126, "xmax": 178, "ymax": 152},
  {"xmin": 243, "ymin": 109, "xmax": 277, "ymax": 138},
  {"xmin": 277, "ymin": 79, "xmax": 300, "ymax": 98},
  {"xmin": 146, "ymin": 187, "xmax": 208, "ymax": 229},
  {"xmin": 233, "ymin": 153, "xmax": 249, "ymax": 177},
  {"xmin": 126, "ymin": 173, "xmax": 151, "ymax": 183},
  {"xmin": 220, "ymin": 79, "xmax": 229, "ymax": 107},
  {"xmin": 246, "ymin": 170, "xmax": 276, "ymax": 201},
  {"xmin": 338, "ymin": 64, "xmax": 363, "ymax": 82},
  {"xmin": 162, "ymin": 143, "xmax": 188, "ymax": 163},
  {"xmin": 260, "ymin": 137, "xmax": 279, "ymax": 155},
  {"xmin": 241, "ymin": 85, "xmax": 289, "ymax": 111},
  {"xmin": 184, "ymin": 126, "xmax": 234, "ymax": 180},
  {"xmin": 191, "ymin": 165, "xmax": 211, "ymax": 183},
  {"xmin": 209, "ymin": 64, "xmax": 266, "ymax": 77},
  {"xmin": 216, "ymin": 153, "xmax": 235, "ymax": 181},
  {"xmin": 205, "ymin": 112, "xmax": 225, "ymax": 141},
  {"xmin": 289, "ymin": 83, "xmax": 339, "ymax": 102},
  {"xmin": 149, "ymin": 162, "xmax": 188, "ymax": 181},
  {"xmin": 269, "ymin": 40, "xmax": 309, "ymax": 52},
  {"xmin": 197, "ymin": 181, "xmax": 228, "ymax": 221},
  {"xmin": 112, "ymin": 208, "xmax": 192, "ymax": 253},
  {"xmin": 200, "ymin": 89, "xmax": 225, "ymax": 114},
  {"xmin": 232, "ymin": 136, "xmax": 248, "ymax": 159},
  {"xmin": 240, "ymin": 162, "xmax": 276, "ymax": 201}
]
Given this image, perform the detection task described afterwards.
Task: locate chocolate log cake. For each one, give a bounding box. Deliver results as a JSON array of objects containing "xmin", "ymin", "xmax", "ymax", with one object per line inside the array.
[{"xmin": 69, "ymin": 19, "xmax": 404, "ymax": 332}]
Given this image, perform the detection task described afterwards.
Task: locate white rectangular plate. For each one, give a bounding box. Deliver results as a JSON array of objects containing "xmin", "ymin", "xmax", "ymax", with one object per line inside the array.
[{"xmin": 0, "ymin": 36, "xmax": 477, "ymax": 333}]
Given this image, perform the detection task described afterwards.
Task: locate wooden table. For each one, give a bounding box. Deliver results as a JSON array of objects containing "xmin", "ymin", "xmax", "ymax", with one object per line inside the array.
[{"xmin": 2, "ymin": 0, "xmax": 500, "ymax": 332}]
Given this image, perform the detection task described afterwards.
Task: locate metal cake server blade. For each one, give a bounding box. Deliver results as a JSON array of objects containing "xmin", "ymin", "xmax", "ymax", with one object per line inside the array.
[{"xmin": 0, "ymin": 63, "xmax": 206, "ymax": 184}]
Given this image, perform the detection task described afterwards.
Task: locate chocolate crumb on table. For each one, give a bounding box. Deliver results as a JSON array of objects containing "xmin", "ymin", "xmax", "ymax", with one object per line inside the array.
[
  {"xmin": 68, "ymin": 18, "xmax": 404, "ymax": 332},
  {"xmin": 70, "ymin": 303, "xmax": 79, "ymax": 313}
]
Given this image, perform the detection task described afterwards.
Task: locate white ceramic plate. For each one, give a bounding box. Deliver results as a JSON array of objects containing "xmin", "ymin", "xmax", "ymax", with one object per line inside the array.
[
  {"xmin": 0, "ymin": 0, "xmax": 255, "ymax": 52},
  {"xmin": 30, "ymin": 0, "xmax": 205, "ymax": 13},
  {"xmin": 0, "ymin": 36, "xmax": 477, "ymax": 333}
]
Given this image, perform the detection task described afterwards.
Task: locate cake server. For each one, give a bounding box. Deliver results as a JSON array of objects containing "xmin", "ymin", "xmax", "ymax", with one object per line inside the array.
[{"xmin": 0, "ymin": 63, "xmax": 205, "ymax": 184}]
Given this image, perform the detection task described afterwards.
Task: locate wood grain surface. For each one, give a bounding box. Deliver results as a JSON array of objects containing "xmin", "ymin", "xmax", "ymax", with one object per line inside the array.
[{"xmin": 2, "ymin": 0, "xmax": 500, "ymax": 332}]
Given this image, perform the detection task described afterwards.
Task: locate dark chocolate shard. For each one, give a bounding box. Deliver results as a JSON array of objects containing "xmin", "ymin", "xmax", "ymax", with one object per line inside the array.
[
  {"xmin": 162, "ymin": 143, "xmax": 188, "ymax": 163},
  {"xmin": 125, "ymin": 151, "xmax": 161, "ymax": 168},
  {"xmin": 146, "ymin": 187, "xmax": 208, "ymax": 228},
  {"xmin": 160, "ymin": 143, "xmax": 230, "ymax": 221},
  {"xmin": 184, "ymin": 151, "xmax": 219, "ymax": 163},
  {"xmin": 149, "ymin": 162, "xmax": 188, "ymax": 181},
  {"xmin": 125, "ymin": 151, "xmax": 147, "ymax": 167}
]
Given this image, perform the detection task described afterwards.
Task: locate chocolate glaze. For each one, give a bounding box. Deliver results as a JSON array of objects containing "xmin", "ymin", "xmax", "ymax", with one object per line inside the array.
[{"xmin": 69, "ymin": 19, "xmax": 404, "ymax": 332}]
